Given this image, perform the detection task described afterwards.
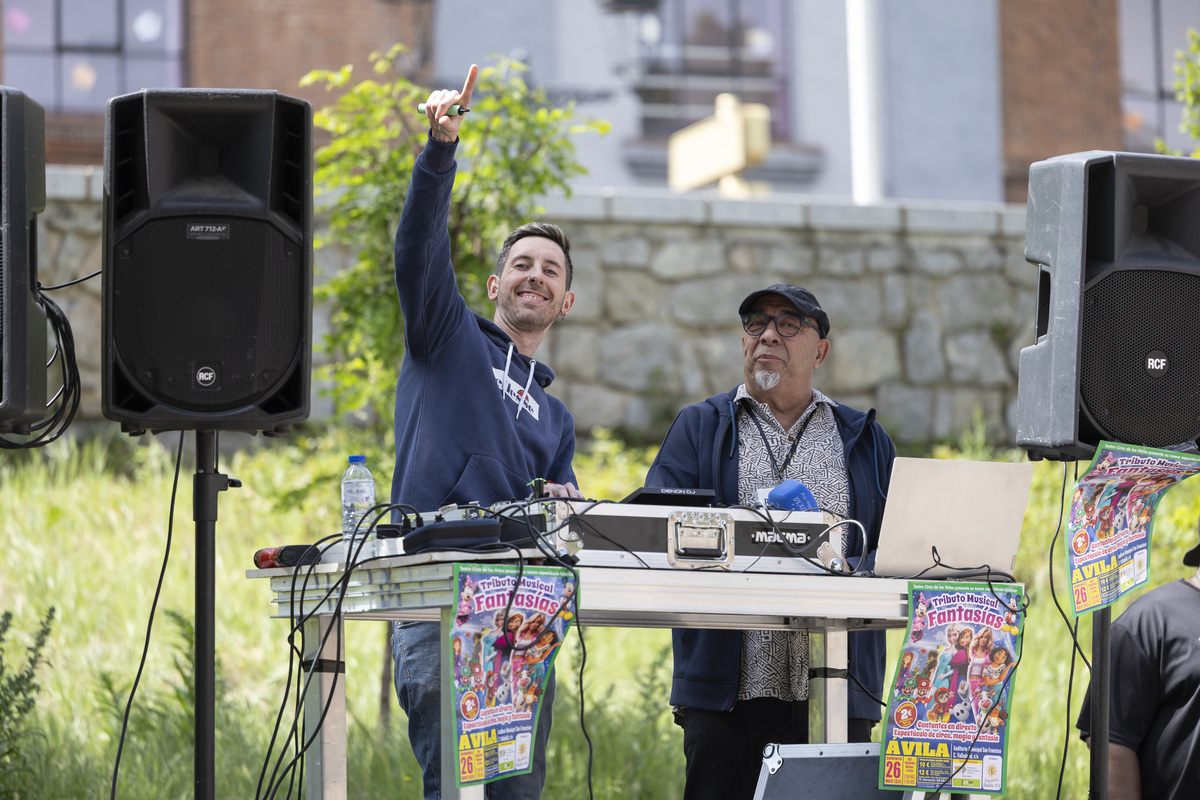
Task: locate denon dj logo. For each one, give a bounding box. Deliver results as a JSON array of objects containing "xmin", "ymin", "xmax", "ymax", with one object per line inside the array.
[
  {"xmin": 1146, "ymin": 350, "xmax": 1168, "ymax": 378},
  {"xmin": 196, "ymin": 367, "xmax": 217, "ymax": 387},
  {"xmin": 186, "ymin": 223, "xmax": 231, "ymax": 240}
]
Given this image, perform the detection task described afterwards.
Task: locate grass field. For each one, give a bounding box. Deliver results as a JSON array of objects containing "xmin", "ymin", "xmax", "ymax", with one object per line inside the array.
[{"xmin": 2, "ymin": 426, "xmax": 1198, "ymax": 798}]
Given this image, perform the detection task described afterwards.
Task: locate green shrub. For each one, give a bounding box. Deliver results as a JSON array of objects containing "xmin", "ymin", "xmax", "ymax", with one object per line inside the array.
[
  {"xmin": 8, "ymin": 425, "xmax": 1200, "ymax": 798},
  {"xmin": 0, "ymin": 607, "xmax": 55, "ymax": 799}
]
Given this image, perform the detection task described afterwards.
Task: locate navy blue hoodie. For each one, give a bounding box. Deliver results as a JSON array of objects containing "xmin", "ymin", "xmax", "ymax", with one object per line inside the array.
[
  {"xmin": 391, "ymin": 137, "xmax": 577, "ymax": 512},
  {"xmin": 644, "ymin": 388, "xmax": 895, "ymax": 721}
]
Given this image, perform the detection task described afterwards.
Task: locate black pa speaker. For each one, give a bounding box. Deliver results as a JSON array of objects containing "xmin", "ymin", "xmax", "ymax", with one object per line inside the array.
[
  {"xmin": 102, "ymin": 89, "xmax": 312, "ymax": 435},
  {"xmin": 1016, "ymin": 151, "xmax": 1200, "ymax": 460},
  {"xmin": 0, "ymin": 86, "xmax": 47, "ymax": 435}
]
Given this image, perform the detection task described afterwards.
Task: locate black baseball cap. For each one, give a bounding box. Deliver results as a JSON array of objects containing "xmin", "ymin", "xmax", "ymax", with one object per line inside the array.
[
  {"xmin": 1185, "ymin": 519, "xmax": 1200, "ymax": 567},
  {"xmin": 738, "ymin": 284, "xmax": 830, "ymax": 338}
]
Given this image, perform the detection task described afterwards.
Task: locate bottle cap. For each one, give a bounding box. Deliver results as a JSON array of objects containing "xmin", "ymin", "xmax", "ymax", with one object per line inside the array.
[{"xmin": 349, "ymin": 455, "xmax": 365, "ymax": 463}]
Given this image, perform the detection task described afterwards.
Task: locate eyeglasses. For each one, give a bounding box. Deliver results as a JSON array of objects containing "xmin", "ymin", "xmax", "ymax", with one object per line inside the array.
[{"xmin": 741, "ymin": 312, "xmax": 819, "ymax": 338}]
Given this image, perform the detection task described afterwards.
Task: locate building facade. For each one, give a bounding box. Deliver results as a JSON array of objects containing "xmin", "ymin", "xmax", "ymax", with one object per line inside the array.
[{"xmin": 7, "ymin": 0, "xmax": 1200, "ymax": 445}]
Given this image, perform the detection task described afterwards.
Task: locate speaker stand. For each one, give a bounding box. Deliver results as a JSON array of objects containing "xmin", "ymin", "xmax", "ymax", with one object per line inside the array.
[
  {"xmin": 193, "ymin": 430, "xmax": 240, "ymax": 800},
  {"xmin": 1087, "ymin": 606, "xmax": 1112, "ymax": 800}
]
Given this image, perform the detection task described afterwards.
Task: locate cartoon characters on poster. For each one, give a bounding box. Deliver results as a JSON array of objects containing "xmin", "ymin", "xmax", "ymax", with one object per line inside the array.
[
  {"xmin": 890, "ymin": 610, "xmax": 1016, "ymax": 734},
  {"xmin": 881, "ymin": 583, "xmax": 1024, "ymax": 795},
  {"xmin": 1068, "ymin": 454, "xmax": 1179, "ymax": 552},
  {"xmin": 450, "ymin": 569, "xmax": 572, "ymax": 723},
  {"xmin": 1066, "ymin": 442, "xmax": 1200, "ymax": 614}
]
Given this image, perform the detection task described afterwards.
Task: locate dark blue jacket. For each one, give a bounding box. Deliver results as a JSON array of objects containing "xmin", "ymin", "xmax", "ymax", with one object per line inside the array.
[
  {"xmin": 390, "ymin": 137, "xmax": 577, "ymax": 512},
  {"xmin": 644, "ymin": 388, "xmax": 895, "ymax": 720}
]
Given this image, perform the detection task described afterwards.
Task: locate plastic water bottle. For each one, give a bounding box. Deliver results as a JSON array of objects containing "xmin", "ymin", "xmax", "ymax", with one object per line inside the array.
[{"xmin": 341, "ymin": 455, "xmax": 376, "ymax": 553}]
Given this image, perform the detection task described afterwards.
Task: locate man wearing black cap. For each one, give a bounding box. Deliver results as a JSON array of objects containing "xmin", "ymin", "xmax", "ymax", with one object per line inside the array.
[
  {"xmin": 1076, "ymin": 530, "xmax": 1200, "ymax": 800},
  {"xmin": 644, "ymin": 284, "xmax": 896, "ymax": 799}
]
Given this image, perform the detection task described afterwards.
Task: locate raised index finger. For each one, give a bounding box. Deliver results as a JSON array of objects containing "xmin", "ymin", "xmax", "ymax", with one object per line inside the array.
[{"xmin": 458, "ymin": 64, "xmax": 479, "ymax": 108}]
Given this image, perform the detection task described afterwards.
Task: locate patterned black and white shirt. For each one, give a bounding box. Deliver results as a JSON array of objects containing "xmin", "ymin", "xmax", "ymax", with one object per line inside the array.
[{"xmin": 734, "ymin": 383, "xmax": 850, "ymax": 702}]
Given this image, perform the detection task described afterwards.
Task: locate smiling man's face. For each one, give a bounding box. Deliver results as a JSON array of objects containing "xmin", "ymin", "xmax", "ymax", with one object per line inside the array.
[{"xmin": 488, "ymin": 236, "xmax": 574, "ymax": 335}]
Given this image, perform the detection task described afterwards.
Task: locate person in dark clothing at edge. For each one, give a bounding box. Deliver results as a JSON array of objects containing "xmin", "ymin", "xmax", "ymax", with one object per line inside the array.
[
  {"xmin": 644, "ymin": 284, "xmax": 896, "ymax": 799},
  {"xmin": 389, "ymin": 64, "xmax": 584, "ymax": 800},
  {"xmin": 1076, "ymin": 521, "xmax": 1200, "ymax": 800}
]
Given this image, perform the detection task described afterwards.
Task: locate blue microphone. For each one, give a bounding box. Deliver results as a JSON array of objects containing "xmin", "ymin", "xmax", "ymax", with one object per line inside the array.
[{"xmin": 767, "ymin": 479, "xmax": 818, "ymax": 511}]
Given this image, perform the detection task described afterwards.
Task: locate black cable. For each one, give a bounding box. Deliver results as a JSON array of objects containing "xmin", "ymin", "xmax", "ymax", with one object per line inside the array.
[
  {"xmin": 38, "ymin": 269, "xmax": 100, "ymax": 291},
  {"xmin": 571, "ymin": 592, "xmax": 595, "ymax": 800},
  {"xmin": 846, "ymin": 665, "xmax": 886, "ymax": 709},
  {"xmin": 490, "ymin": 498, "xmax": 569, "ymax": 565},
  {"xmin": 258, "ymin": 507, "xmax": 414, "ymax": 797},
  {"xmin": 1042, "ymin": 457, "xmax": 1105, "ymax": 800},
  {"xmin": 557, "ymin": 499, "xmax": 853, "ymax": 577},
  {"xmin": 484, "ymin": 498, "xmax": 596, "ymax": 797},
  {"xmin": 490, "ymin": 513, "xmax": 594, "ymax": 796},
  {"xmin": 263, "ymin": 506, "xmax": 525, "ymax": 797},
  {"xmin": 885, "ymin": 559, "xmax": 1031, "ymax": 795},
  {"xmin": 1049, "ymin": 462, "xmax": 1091, "ymax": 670},
  {"xmin": 527, "ymin": 497, "xmax": 614, "ymax": 559},
  {"xmin": 0, "ymin": 290, "xmax": 81, "ymax": 449},
  {"xmin": 925, "ymin": 570, "xmax": 1030, "ymax": 794},
  {"xmin": 262, "ymin": 518, "xmax": 387, "ymax": 799},
  {"xmin": 930, "ymin": 549, "xmax": 1018, "ymax": 585},
  {"xmin": 722, "ymin": 504, "xmax": 843, "ymax": 575},
  {"xmin": 853, "ymin": 559, "xmax": 1031, "ymax": 716},
  {"xmin": 528, "ymin": 496, "xmax": 846, "ymax": 793},
  {"xmin": 1056, "ymin": 618, "xmax": 1081, "ymax": 800},
  {"xmin": 263, "ymin": 536, "xmax": 359, "ymax": 799},
  {"xmin": 929, "ymin": 643, "xmax": 1023, "ymax": 796},
  {"xmin": 273, "ymin": 537, "xmax": 347, "ymax": 799},
  {"xmin": 865, "ymin": 547, "xmax": 1016, "ymax": 584},
  {"xmin": 515, "ymin": 495, "xmax": 874, "ymax": 782},
  {"xmin": 255, "ymin": 538, "xmax": 336, "ymax": 800},
  {"xmin": 701, "ymin": 502, "xmax": 866, "ymax": 577},
  {"xmin": 109, "ymin": 432, "xmax": 185, "ymax": 799},
  {"xmin": 563, "ymin": 514, "xmax": 654, "ymax": 569},
  {"xmin": 261, "ymin": 509, "xmax": 390, "ymax": 800}
]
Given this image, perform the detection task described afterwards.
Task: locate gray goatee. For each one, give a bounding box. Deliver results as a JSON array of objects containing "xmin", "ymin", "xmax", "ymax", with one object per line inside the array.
[{"xmin": 753, "ymin": 369, "xmax": 780, "ymax": 391}]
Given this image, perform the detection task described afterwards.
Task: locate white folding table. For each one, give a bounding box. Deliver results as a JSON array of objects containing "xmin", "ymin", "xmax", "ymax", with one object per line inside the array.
[{"xmin": 249, "ymin": 550, "xmax": 910, "ymax": 799}]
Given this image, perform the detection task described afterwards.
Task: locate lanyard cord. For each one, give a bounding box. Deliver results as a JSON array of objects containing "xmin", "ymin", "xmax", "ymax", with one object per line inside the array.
[{"xmin": 742, "ymin": 400, "xmax": 815, "ymax": 483}]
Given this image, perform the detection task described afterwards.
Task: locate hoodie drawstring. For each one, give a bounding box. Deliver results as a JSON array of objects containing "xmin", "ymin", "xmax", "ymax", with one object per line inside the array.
[
  {"xmin": 516, "ymin": 359, "xmax": 536, "ymax": 420},
  {"xmin": 501, "ymin": 343, "xmax": 515, "ymax": 394},
  {"xmin": 501, "ymin": 342, "xmax": 537, "ymax": 421}
]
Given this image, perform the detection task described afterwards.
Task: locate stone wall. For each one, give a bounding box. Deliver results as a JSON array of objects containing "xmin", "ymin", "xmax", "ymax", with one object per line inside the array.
[
  {"xmin": 36, "ymin": 166, "xmax": 1034, "ymax": 446},
  {"xmin": 38, "ymin": 167, "xmax": 105, "ymax": 427},
  {"xmin": 537, "ymin": 188, "xmax": 1033, "ymax": 445}
]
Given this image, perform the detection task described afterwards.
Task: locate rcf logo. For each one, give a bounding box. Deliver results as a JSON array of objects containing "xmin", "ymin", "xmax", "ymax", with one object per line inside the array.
[
  {"xmin": 1146, "ymin": 350, "xmax": 1168, "ymax": 378},
  {"xmin": 196, "ymin": 367, "xmax": 217, "ymax": 387}
]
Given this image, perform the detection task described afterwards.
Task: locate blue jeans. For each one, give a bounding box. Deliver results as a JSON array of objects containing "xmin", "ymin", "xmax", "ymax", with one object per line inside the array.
[{"xmin": 392, "ymin": 620, "xmax": 555, "ymax": 799}]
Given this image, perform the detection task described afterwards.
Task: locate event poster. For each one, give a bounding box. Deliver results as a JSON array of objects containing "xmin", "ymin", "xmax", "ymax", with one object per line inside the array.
[
  {"xmin": 450, "ymin": 563, "xmax": 577, "ymax": 788},
  {"xmin": 1066, "ymin": 441, "xmax": 1200, "ymax": 615},
  {"xmin": 879, "ymin": 581, "xmax": 1024, "ymax": 795}
]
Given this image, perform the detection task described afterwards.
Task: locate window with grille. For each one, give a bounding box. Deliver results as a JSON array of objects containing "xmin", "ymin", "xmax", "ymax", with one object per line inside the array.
[
  {"xmin": 630, "ymin": 0, "xmax": 788, "ymax": 140},
  {"xmin": 3, "ymin": 0, "xmax": 184, "ymax": 114}
]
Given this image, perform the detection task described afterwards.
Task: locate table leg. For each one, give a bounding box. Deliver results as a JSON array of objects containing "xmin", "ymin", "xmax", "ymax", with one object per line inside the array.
[
  {"xmin": 812, "ymin": 627, "xmax": 849, "ymax": 743},
  {"xmin": 303, "ymin": 614, "xmax": 347, "ymax": 800}
]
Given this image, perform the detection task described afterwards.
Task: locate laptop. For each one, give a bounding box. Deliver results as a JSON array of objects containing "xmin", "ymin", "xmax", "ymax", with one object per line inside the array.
[{"xmin": 871, "ymin": 457, "xmax": 1034, "ymax": 579}]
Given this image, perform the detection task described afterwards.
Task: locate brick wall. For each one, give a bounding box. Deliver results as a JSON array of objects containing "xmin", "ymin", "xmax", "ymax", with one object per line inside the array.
[
  {"xmin": 2, "ymin": 0, "xmax": 435, "ymax": 164},
  {"xmin": 999, "ymin": 0, "xmax": 1125, "ymax": 203},
  {"xmin": 188, "ymin": 0, "xmax": 435, "ymax": 109}
]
